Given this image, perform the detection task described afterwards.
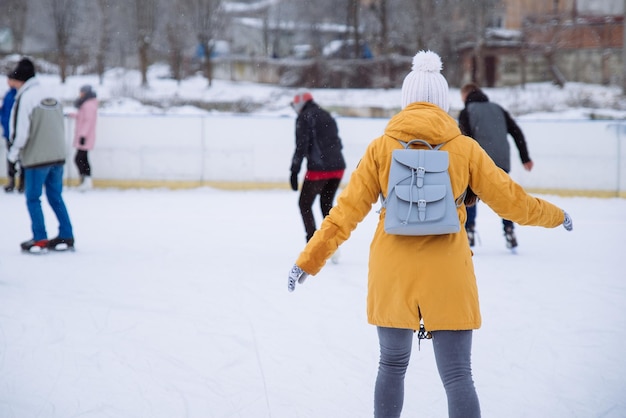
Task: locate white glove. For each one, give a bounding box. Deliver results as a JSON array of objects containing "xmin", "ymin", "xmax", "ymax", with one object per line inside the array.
[
  {"xmin": 7, "ymin": 146, "xmax": 19, "ymax": 163},
  {"xmin": 287, "ymin": 264, "xmax": 309, "ymax": 292},
  {"xmin": 563, "ymin": 211, "xmax": 573, "ymax": 231}
]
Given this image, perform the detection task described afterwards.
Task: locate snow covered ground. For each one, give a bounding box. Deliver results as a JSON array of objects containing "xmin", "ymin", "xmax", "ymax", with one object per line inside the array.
[
  {"xmin": 0, "ymin": 186, "xmax": 624, "ymax": 417},
  {"xmin": 2, "ymin": 60, "xmax": 625, "ymax": 120}
]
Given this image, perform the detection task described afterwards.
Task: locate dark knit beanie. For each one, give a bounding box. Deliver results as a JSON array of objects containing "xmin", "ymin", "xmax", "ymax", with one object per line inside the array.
[{"xmin": 8, "ymin": 58, "xmax": 36, "ymax": 82}]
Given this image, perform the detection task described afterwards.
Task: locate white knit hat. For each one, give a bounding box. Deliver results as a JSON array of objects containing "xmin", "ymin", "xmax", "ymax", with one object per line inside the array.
[{"xmin": 401, "ymin": 50, "xmax": 450, "ymax": 112}]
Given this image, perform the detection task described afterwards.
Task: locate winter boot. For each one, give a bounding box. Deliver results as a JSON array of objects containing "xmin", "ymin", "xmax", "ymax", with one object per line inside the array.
[
  {"xmin": 4, "ymin": 177, "xmax": 15, "ymax": 192},
  {"xmin": 47, "ymin": 237, "xmax": 75, "ymax": 251},
  {"xmin": 20, "ymin": 239, "xmax": 49, "ymax": 253},
  {"xmin": 17, "ymin": 172, "xmax": 25, "ymax": 193},
  {"xmin": 466, "ymin": 225, "xmax": 476, "ymax": 247},
  {"xmin": 504, "ymin": 226, "xmax": 518, "ymax": 249},
  {"xmin": 77, "ymin": 176, "xmax": 93, "ymax": 192}
]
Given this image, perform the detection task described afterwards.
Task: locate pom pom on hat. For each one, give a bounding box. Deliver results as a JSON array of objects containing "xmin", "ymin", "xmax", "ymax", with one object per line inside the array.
[
  {"xmin": 411, "ymin": 50, "xmax": 443, "ymax": 73},
  {"xmin": 8, "ymin": 58, "xmax": 36, "ymax": 82},
  {"xmin": 291, "ymin": 89, "xmax": 313, "ymax": 114},
  {"xmin": 401, "ymin": 50, "xmax": 449, "ymax": 111}
]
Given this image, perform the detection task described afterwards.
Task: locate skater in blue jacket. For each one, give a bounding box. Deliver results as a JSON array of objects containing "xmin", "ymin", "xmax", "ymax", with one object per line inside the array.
[{"xmin": 1, "ymin": 72, "xmax": 23, "ymax": 192}]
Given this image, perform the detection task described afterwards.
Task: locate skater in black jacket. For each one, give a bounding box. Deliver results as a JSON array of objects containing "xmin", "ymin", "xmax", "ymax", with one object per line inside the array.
[{"xmin": 289, "ymin": 90, "xmax": 346, "ymax": 242}]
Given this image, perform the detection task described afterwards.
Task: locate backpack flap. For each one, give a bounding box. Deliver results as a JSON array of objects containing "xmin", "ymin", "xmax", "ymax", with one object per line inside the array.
[
  {"xmin": 394, "ymin": 184, "xmax": 447, "ymax": 222},
  {"xmin": 392, "ymin": 149, "xmax": 449, "ymax": 175}
]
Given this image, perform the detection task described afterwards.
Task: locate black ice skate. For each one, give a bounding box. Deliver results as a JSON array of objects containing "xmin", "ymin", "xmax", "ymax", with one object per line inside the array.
[
  {"xmin": 504, "ymin": 226, "xmax": 518, "ymax": 249},
  {"xmin": 466, "ymin": 226, "xmax": 476, "ymax": 247},
  {"xmin": 20, "ymin": 239, "xmax": 49, "ymax": 254},
  {"xmin": 4, "ymin": 178, "xmax": 15, "ymax": 192},
  {"xmin": 47, "ymin": 237, "xmax": 75, "ymax": 251}
]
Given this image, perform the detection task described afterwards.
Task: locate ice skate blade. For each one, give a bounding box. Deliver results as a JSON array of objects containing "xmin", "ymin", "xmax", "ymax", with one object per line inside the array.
[
  {"xmin": 23, "ymin": 247, "xmax": 49, "ymax": 255},
  {"xmin": 50, "ymin": 244, "xmax": 75, "ymax": 252}
]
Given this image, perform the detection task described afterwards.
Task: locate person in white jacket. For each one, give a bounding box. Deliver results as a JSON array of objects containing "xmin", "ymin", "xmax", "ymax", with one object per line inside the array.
[{"xmin": 7, "ymin": 58, "xmax": 74, "ymax": 252}]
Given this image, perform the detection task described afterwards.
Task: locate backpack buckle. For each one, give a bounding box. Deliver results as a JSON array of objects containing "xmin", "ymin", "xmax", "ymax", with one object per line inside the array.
[
  {"xmin": 417, "ymin": 199, "xmax": 426, "ymax": 221},
  {"xmin": 416, "ymin": 166, "xmax": 425, "ymax": 187}
]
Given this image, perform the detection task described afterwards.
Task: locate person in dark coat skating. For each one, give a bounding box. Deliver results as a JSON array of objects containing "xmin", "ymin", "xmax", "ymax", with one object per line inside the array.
[
  {"xmin": 289, "ymin": 90, "xmax": 346, "ymax": 243},
  {"xmin": 458, "ymin": 82, "xmax": 534, "ymax": 249}
]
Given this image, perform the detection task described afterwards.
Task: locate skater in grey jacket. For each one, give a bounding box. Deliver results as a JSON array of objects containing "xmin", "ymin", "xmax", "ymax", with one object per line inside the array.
[
  {"xmin": 458, "ymin": 83, "xmax": 533, "ymax": 249},
  {"xmin": 7, "ymin": 58, "xmax": 74, "ymax": 253}
]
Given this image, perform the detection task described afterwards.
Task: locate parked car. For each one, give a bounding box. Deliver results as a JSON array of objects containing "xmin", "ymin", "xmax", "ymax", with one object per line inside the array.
[{"xmin": 322, "ymin": 39, "xmax": 373, "ymax": 59}]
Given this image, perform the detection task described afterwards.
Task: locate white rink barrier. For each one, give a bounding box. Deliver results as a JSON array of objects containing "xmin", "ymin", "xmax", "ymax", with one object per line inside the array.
[{"xmin": 1, "ymin": 114, "xmax": 625, "ymax": 197}]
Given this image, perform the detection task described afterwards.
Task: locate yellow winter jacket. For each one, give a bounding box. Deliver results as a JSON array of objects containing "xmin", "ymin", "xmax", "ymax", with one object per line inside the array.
[{"xmin": 296, "ymin": 102, "xmax": 565, "ymax": 331}]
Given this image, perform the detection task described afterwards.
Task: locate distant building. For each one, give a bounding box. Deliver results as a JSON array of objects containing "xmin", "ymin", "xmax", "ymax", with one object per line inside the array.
[{"xmin": 457, "ymin": 0, "xmax": 624, "ymax": 86}]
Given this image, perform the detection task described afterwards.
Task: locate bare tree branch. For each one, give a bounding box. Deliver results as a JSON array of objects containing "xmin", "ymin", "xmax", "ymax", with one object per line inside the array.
[
  {"xmin": 182, "ymin": 0, "xmax": 225, "ymax": 87},
  {"xmin": 2, "ymin": 0, "xmax": 28, "ymax": 53},
  {"xmin": 134, "ymin": 0, "xmax": 158, "ymax": 87},
  {"xmin": 50, "ymin": 0, "xmax": 78, "ymax": 83},
  {"xmin": 96, "ymin": 0, "xmax": 114, "ymax": 85}
]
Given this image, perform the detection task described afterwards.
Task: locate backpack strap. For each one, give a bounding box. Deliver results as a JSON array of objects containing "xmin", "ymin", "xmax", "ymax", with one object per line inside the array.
[
  {"xmin": 402, "ymin": 139, "xmax": 446, "ymax": 150},
  {"xmin": 454, "ymin": 189, "xmax": 467, "ymax": 208}
]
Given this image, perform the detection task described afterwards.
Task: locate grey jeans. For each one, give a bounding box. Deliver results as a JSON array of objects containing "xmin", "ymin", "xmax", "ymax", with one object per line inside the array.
[{"xmin": 374, "ymin": 327, "xmax": 481, "ymax": 418}]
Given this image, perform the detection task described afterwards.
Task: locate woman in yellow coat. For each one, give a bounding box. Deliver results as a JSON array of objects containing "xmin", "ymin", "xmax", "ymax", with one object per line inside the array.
[{"xmin": 287, "ymin": 51, "xmax": 573, "ymax": 418}]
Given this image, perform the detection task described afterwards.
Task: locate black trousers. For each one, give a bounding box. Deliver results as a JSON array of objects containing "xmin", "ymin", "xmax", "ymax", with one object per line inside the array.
[
  {"xmin": 298, "ymin": 177, "xmax": 341, "ymax": 242},
  {"xmin": 74, "ymin": 150, "xmax": 91, "ymax": 176}
]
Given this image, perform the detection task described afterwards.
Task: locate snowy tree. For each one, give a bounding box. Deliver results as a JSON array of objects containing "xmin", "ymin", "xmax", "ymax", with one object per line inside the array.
[
  {"xmin": 623, "ymin": 0, "xmax": 626, "ymax": 94},
  {"xmin": 95, "ymin": 0, "xmax": 114, "ymax": 85},
  {"xmin": 50, "ymin": 0, "xmax": 80, "ymax": 83},
  {"xmin": 182, "ymin": 0, "xmax": 225, "ymax": 87},
  {"xmin": 1, "ymin": 0, "xmax": 29, "ymax": 53},
  {"xmin": 132, "ymin": 0, "xmax": 159, "ymax": 87},
  {"xmin": 166, "ymin": 1, "xmax": 189, "ymax": 83}
]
